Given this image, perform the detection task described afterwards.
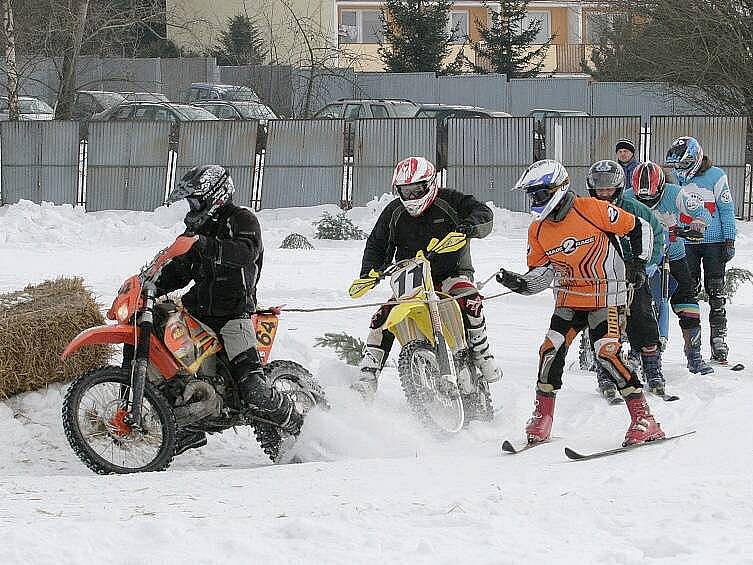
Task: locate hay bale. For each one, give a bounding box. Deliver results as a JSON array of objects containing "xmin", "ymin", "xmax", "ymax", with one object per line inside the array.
[{"xmin": 0, "ymin": 277, "xmax": 112, "ymax": 399}]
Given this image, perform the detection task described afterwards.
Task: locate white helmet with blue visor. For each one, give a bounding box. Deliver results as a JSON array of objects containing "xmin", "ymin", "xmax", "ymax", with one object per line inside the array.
[{"xmin": 513, "ymin": 159, "xmax": 571, "ymax": 220}]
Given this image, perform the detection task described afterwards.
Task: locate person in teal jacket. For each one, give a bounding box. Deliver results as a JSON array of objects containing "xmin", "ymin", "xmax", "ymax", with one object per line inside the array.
[
  {"xmin": 586, "ymin": 160, "xmax": 666, "ymax": 399},
  {"xmin": 666, "ymin": 136, "xmax": 737, "ymax": 363},
  {"xmin": 627, "ymin": 160, "xmax": 714, "ymax": 375}
]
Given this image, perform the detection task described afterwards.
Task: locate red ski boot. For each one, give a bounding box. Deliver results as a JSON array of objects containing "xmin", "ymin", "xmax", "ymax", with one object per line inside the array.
[
  {"xmin": 525, "ymin": 392, "xmax": 555, "ymax": 444},
  {"xmin": 623, "ymin": 393, "xmax": 665, "ymax": 446}
]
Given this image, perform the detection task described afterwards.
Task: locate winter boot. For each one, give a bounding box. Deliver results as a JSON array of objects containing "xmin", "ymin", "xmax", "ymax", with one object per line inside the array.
[
  {"xmin": 641, "ymin": 347, "xmax": 665, "ymax": 396},
  {"xmin": 525, "ymin": 391, "xmax": 555, "ymax": 444},
  {"xmin": 467, "ymin": 320, "xmax": 502, "ymax": 382},
  {"xmin": 682, "ymin": 327, "xmax": 714, "ymax": 375},
  {"xmin": 710, "ymin": 325, "xmax": 729, "ymax": 364},
  {"xmin": 596, "ymin": 365, "xmax": 622, "ymax": 404},
  {"xmin": 623, "ymin": 393, "xmax": 665, "ymax": 446}
]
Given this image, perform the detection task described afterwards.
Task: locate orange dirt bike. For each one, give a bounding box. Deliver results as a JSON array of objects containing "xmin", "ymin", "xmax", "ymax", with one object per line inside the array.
[{"xmin": 61, "ymin": 235, "xmax": 329, "ymax": 474}]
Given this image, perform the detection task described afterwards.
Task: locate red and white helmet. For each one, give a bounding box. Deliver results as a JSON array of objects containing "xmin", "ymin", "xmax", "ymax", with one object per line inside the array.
[
  {"xmin": 391, "ymin": 156, "xmax": 438, "ymax": 217},
  {"xmin": 632, "ymin": 161, "xmax": 666, "ymax": 209}
]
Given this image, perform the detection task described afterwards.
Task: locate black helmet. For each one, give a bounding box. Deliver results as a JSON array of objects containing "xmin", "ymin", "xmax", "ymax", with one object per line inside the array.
[
  {"xmin": 167, "ymin": 165, "xmax": 235, "ymax": 231},
  {"xmin": 586, "ymin": 159, "xmax": 625, "ymax": 201}
]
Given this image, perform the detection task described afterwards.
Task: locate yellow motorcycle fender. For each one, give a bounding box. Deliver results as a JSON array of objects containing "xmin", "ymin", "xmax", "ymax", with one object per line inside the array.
[{"xmin": 384, "ymin": 301, "xmax": 459, "ymax": 350}]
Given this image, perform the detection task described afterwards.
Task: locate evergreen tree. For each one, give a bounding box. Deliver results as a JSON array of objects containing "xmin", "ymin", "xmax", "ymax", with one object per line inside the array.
[
  {"xmin": 213, "ymin": 14, "xmax": 267, "ymax": 66},
  {"xmin": 470, "ymin": 0, "xmax": 553, "ymax": 77},
  {"xmin": 378, "ymin": 0, "xmax": 458, "ymax": 74}
]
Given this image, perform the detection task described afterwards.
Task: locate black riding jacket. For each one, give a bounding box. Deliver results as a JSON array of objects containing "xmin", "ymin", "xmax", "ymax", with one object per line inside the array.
[
  {"xmin": 156, "ymin": 203, "xmax": 263, "ymax": 319},
  {"xmin": 361, "ymin": 189, "xmax": 493, "ymax": 281}
]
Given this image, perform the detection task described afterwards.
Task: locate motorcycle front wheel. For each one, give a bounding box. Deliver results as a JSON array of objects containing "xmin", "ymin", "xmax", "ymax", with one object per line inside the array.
[
  {"xmin": 62, "ymin": 366, "xmax": 177, "ymax": 475},
  {"xmin": 398, "ymin": 340, "xmax": 465, "ymax": 435}
]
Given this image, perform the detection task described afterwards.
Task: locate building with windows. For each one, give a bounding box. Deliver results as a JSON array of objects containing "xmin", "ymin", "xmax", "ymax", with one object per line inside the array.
[{"xmin": 336, "ymin": 1, "xmax": 614, "ymax": 73}]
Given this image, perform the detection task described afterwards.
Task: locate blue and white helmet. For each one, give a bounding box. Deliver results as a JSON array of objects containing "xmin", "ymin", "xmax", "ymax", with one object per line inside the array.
[
  {"xmin": 665, "ymin": 136, "xmax": 703, "ymax": 185},
  {"xmin": 513, "ymin": 159, "xmax": 571, "ymax": 220}
]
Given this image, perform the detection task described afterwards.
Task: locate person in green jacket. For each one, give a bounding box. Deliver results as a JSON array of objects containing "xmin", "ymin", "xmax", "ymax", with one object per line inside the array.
[{"xmin": 586, "ymin": 159, "xmax": 667, "ymax": 400}]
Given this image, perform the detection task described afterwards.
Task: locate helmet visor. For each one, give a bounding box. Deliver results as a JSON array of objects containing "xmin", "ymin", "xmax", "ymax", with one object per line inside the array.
[
  {"xmin": 396, "ymin": 181, "xmax": 430, "ymax": 201},
  {"xmin": 528, "ymin": 187, "xmax": 554, "ymax": 206},
  {"xmin": 666, "ymin": 144, "xmax": 694, "ymax": 169},
  {"xmin": 588, "ymin": 170, "xmax": 622, "ymax": 189}
]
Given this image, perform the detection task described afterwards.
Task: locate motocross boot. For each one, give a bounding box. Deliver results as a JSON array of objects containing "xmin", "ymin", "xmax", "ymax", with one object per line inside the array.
[
  {"xmin": 175, "ymin": 430, "xmax": 207, "ymax": 455},
  {"xmin": 682, "ymin": 327, "xmax": 714, "ymax": 375},
  {"xmin": 710, "ymin": 325, "xmax": 729, "ymax": 364},
  {"xmin": 234, "ymin": 350, "xmax": 304, "ymax": 435},
  {"xmin": 351, "ymin": 344, "xmax": 385, "ymax": 404},
  {"xmin": 640, "ymin": 347, "xmax": 665, "ymax": 396},
  {"xmin": 466, "ymin": 320, "xmax": 502, "ymax": 382},
  {"xmin": 623, "ymin": 392, "xmax": 665, "ymax": 446},
  {"xmin": 595, "ymin": 364, "xmax": 622, "ymax": 404},
  {"xmin": 525, "ymin": 391, "xmax": 555, "ymax": 444}
]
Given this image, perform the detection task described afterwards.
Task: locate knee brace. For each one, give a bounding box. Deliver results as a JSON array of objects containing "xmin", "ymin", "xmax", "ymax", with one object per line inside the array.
[{"xmin": 594, "ymin": 337, "xmax": 633, "ymax": 389}]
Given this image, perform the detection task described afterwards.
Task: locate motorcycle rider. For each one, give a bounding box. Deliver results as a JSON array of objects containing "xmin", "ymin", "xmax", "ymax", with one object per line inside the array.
[
  {"xmin": 585, "ymin": 160, "xmax": 665, "ymax": 399},
  {"xmin": 351, "ymin": 155, "xmax": 501, "ymax": 402},
  {"xmin": 665, "ymin": 137, "xmax": 737, "ymax": 364},
  {"xmin": 157, "ymin": 165, "xmax": 303, "ymax": 454},
  {"xmin": 629, "ymin": 160, "xmax": 714, "ymax": 375},
  {"xmin": 496, "ymin": 159, "xmax": 664, "ymax": 446}
]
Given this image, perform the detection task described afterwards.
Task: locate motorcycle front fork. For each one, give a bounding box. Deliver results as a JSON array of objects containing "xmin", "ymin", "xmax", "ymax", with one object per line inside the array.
[
  {"xmin": 427, "ymin": 294, "xmax": 458, "ymax": 388},
  {"xmin": 124, "ymin": 291, "xmax": 155, "ymax": 429}
]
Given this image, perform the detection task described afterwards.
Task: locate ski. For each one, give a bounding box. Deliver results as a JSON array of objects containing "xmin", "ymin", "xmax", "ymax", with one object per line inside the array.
[
  {"xmin": 647, "ymin": 389, "xmax": 680, "ymax": 402},
  {"xmin": 710, "ymin": 360, "xmax": 745, "ymax": 371},
  {"xmin": 564, "ymin": 431, "xmax": 696, "ymax": 461},
  {"xmin": 501, "ymin": 438, "xmax": 552, "ymax": 455}
]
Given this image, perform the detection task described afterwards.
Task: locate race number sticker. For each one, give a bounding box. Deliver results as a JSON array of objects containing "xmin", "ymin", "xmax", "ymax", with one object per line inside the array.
[
  {"xmin": 254, "ymin": 314, "xmax": 279, "ymax": 362},
  {"xmin": 390, "ymin": 261, "xmax": 425, "ymax": 300}
]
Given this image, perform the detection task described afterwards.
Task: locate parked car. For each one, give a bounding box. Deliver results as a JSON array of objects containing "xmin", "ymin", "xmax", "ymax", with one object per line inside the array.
[
  {"xmin": 528, "ymin": 109, "xmax": 591, "ymax": 160},
  {"xmin": 71, "ymin": 91, "xmax": 170, "ymax": 121},
  {"xmin": 415, "ymin": 104, "xmax": 512, "ymax": 170},
  {"xmin": 183, "ymin": 83, "xmax": 261, "ymax": 104},
  {"xmin": 192, "ymin": 100, "xmax": 277, "ymax": 122},
  {"xmin": 90, "ymin": 101, "xmax": 217, "ymax": 122},
  {"xmin": 313, "ymin": 99, "xmax": 419, "ymax": 120},
  {"xmin": 193, "ymin": 100, "xmax": 278, "ymax": 149},
  {"xmin": 528, "ymin": 108, "xmax": 590, "ymax": 122},
  {"xmin": 0, "ymin": 96, "xmax": 54, "ymax": 121}
]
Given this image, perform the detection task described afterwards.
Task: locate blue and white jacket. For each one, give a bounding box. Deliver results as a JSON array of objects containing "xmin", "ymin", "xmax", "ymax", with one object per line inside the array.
[
  {"xmin": 624, "ymin": 184, "xmax": 712, "ymax": 261},
  {"xmin": 677, "ymin": 166, "xmax": 736, "ymax": 244}
]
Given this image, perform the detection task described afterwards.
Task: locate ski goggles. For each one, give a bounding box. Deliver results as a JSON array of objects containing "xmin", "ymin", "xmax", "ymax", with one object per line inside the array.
[{"xmin": 396, "ymin": 181, "xmax": 430, "ymax": 201}]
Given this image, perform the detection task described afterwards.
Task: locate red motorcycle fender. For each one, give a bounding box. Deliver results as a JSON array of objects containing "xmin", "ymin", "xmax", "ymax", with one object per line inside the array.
[{"xmin": 61, "ymin": 324, "xmax": 180, "ymax": 379}]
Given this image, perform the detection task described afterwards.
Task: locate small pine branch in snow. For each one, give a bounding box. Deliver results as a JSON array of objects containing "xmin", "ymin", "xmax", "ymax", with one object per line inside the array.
[
  {"xmin": 315, "ymin": 332, "xmax": 365, "ymax": 365},
  {"xmin": 280, "ymin": 233, "xmax": 315, "ymax": 250},
  {"xmin": 313, "ymin": 212, "xmax": 366, "ymax": 240},
  {"xmin": 697, "ymin": 267, "xmax": 753, "ymax": 302}
]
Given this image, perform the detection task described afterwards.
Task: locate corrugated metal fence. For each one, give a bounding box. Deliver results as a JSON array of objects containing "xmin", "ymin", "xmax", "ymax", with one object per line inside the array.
[
  {"xmin": 446, "ymin": 117, "xmax": 534, "ymax": 211},
  {"xmin": 0, "ymin": 116, "xmax": 749, "ymax": 219},
  {"xmin": 351, "ymin": 119, "xmax": 436, "ymax": 206}
]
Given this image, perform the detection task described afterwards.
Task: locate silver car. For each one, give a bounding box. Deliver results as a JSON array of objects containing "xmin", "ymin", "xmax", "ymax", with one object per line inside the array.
[{"xmin": 0, "ymin": 96, "xmax": 54, "ymax": 120}]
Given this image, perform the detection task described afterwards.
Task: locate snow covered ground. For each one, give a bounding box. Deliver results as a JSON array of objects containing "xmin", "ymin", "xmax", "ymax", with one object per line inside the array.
[{"xmin": 1, "ymin": 198, "xmax": 752, "ymax": 564}]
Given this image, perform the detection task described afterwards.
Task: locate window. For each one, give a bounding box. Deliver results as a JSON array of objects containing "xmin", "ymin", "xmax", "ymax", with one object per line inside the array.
[
  {"xmin": 344, "ymin": 104, "xmax": 361, "ymax": 120},
  {"xmin": 370, "ymin": 104, "xmax": 388, "ymax": 118},
  {"xmin": 362, "ymin": 10, "xmax": 382, "ymax": 43},
  {"xmin": 113, "ymin": 106, "xmax": 134, "ymax": 120},
  {"xmin": 586, "ymin": 12, "xmax": 620, "ymax": 43},
  {"xmin": 519, "ymin": 11, "xmax": 551, "ymax": 44},
  {"xmin": 338, "ymin": 9, "xmax": 382, "ymax": 43},
  {"xmin": 133, "ymin": 106, "xmax": 155, "ymax": 120},
  {"xmin": 314, "ymin": 103, "xmax": 343, "ymax": 118},
  {"xmin": 217, "ymin": 105, "xmax": 239, "ymax": 119},
  {"xmin": 154, "ymin": 107, "xmax": 174, "ymax": 121},
  {"xmin": 448, "ymin": 11, "xmax": 469, "ymax": 44},
  {"xmin": 339, "ymin": 10, "xmax": 358, "ymax": 43}
]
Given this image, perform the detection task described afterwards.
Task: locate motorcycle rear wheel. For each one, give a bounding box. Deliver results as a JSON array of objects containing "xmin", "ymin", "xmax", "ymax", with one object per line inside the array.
[
  {"xmin": 62, "ymin": 366, "xmax": 177, "ymax": 475},
  {"xmin": 398, "ymin": 340, "xmax": 465, "ymax": 435},
  {"xmin": 252, "ymin": 360, "xmax": 329, "ymax": 463}
]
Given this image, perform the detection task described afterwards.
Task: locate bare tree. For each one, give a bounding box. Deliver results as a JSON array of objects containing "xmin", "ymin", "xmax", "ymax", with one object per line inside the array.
[
  {"xmin": 1, "ymin": 0, "xmax": 19, "ymax": 119},
  {"xmin": 586, "ymin": 0, "xmax": 753, "ymax": 124}
]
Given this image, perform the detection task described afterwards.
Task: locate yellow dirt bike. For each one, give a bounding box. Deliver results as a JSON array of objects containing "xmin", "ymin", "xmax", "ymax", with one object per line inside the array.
[{"xmin": 349, "ymin": 232, "xmax": 493, "ymax": 434}]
